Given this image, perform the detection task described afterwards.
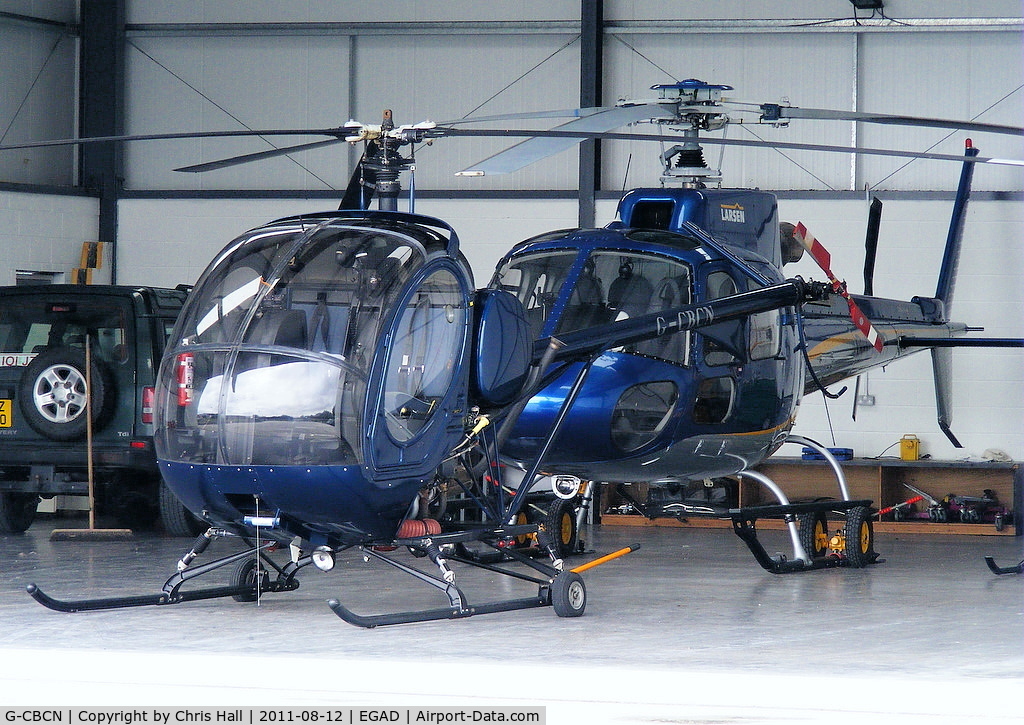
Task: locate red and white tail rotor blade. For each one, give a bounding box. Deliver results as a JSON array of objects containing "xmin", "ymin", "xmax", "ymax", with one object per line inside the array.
[{"xmin": 794, "ymin": 223, "xmax": 884, "ymax": 353}]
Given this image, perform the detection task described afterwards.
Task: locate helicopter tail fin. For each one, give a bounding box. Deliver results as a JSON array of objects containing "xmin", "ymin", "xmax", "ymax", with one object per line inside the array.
[
  {"xmin": 931, "ymin": 346, "xmax": 963, "ymax": 448},
  {"xmin": 926, "ymin": 140, "xmax": 978, "ymax": 448},
  {"xmin": 933, "ymin": 140, "xmax": 980, "ymax": 313}
]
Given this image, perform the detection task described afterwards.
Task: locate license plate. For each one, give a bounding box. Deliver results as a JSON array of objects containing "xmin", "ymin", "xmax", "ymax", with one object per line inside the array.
[{"xmin": 0, "ymin": 399, "xmax": 10, "ymax": 427}]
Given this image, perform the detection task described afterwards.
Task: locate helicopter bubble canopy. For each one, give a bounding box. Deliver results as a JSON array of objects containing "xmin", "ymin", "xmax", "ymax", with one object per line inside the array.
[{"xmin": 153, "ymin": 211, "xmax": 474, "ymax": 543}]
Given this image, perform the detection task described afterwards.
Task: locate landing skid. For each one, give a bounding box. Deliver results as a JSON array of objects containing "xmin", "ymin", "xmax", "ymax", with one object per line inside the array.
[
  {"xmin": 27, "ymin": 531, "xmax": 300, "ymax": 613},
  {"xmin": 730, "ymin": 499, "xmax": 879, "ymax": 573},
  {"xmin": 328, "ymin": 524, "xmax": 589, "ymax": 628},
  {"xmin": 984, "ymin": 557, "xmax": 1024, "ymax": 575},
  {"xmin": 26, "ymin": 524, "xmax": 630, "ymax": 627}
]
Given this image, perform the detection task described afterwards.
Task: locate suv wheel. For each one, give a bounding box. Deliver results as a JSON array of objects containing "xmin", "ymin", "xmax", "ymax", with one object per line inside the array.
[
  {"xmin": 159, "ymin": 481, "xmax": 206, "ymax": 537},
  {"xmin": 0, "ymin": 492, "xmax": 39, "ymax": 534},
  {"xmin": 18, "ymin": 346, "xmax": 116, "ymax": 441}
]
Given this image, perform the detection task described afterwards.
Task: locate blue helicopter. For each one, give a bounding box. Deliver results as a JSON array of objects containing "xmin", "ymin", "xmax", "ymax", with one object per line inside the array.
[{"xmin": 21, "ymin": 81, "xmax": 1024, "ymax": 625}]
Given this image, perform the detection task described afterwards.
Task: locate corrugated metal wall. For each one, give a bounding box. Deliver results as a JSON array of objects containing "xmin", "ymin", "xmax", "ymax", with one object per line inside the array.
[{"xmin": 3, "ymin": 2, "xmax": 1021, "ymax": 192}]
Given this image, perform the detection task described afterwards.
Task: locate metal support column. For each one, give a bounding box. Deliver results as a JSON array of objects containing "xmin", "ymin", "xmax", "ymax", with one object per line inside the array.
[
  {"xmin": 578, "ymin": 0, "xmax": 603, "ymax": 229},
  {"xmin": 80, "ymin": 0, "xmax": 126, "ymax": 283}
]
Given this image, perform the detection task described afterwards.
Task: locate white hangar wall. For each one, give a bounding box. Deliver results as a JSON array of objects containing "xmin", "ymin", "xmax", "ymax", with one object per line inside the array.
[
  {"xmin": 0, "ymin": 191, "xmax": 100, "ymax": 286},
  {"xmin": 1, "ymin": 0, "xmax": 1022, "ymax": 461},
  {"xmin": 113, "ymin": 197, "xmax": 582, "ymax": 290}
]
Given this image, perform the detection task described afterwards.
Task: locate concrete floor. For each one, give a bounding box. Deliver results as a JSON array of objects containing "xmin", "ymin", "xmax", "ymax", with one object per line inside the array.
[{"xmin": 1, "ymin": 515, "xmax": 1022, "ymax": 724}]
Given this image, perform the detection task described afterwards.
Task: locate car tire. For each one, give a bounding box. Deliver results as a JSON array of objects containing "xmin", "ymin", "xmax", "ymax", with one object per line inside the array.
[
  {"xmin": 0, "ymin": 492, "xmax": 39, "ymax": 534},
  {"xmin": 18, "ymin": 346, "xmax": 116, "ymax": 441},
  {"xmin": 159, "ymin": 481, "xmax": 206, "ymax": 537}
]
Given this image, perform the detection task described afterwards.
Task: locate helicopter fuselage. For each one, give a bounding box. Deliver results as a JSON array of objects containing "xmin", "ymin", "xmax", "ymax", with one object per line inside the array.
[{"xmin": 488, "ymin": 216, "xmax": 805, "ymax": 484}]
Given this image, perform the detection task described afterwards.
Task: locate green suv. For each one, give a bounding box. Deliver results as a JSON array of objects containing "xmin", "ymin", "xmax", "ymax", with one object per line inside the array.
[{"xmin": 0, "ymin": 284, "xmax": 202, "ymax": 535}]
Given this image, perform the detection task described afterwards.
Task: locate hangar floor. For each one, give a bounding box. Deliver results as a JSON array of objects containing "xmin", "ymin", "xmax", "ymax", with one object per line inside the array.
[{"xmin": 2, "ymin": 516, "xmax": 1022, "ymax": 724}]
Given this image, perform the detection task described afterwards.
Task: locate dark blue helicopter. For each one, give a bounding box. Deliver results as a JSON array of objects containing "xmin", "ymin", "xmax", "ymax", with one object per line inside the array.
[{"xmin": 22, "ymin": 80, "xmax": 1024, "ymax": 625}]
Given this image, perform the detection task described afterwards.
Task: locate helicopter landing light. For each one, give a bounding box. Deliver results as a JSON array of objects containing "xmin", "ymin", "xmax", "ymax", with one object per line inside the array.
[
  {"xmin": 312, "ymin": 546, "xmax": 336, "ymax": 572},
  {"xmin": 552, "ymin": 475, "xmax": 581, "ymax": 500}
]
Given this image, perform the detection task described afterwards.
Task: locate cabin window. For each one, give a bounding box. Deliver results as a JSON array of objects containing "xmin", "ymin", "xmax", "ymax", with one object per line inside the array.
[
  {"xmin": 701, "ymin": 271, "xmax": 742, "ymax": 367},
  {"xmin": 554, "ymin": 250, "xmax": 693, "ymax": 367},
  {"xmin": 161, "ymin": 221, "xmax": 431, "ymax": 468},
  {"xmin": 611, "ymin": 381, "xmax": 678, "ymax": 452},
  {"xmin": 749, "ymin": 309, "xmax": 782, "ymax": 360},
  {"xmin": 492, "ymin": 250, "xmax": 577, "ymax": 339},
  {"xmin": 693, "ymin": 376, "xmax": 734, "ymax": 424}
]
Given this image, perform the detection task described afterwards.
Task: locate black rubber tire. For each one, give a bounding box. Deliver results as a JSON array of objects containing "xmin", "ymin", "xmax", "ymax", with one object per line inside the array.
[
  {"xmin": 17, "ymin": 346, "xmax": 116, "ymax": 441},
  {"xmin": 544, "ymin": 497, "xmax": 579, "ymax": 558},
  {"xmin": 797, "ymin": 511, "xmax": 829, "ymax": 560},
  {"xmin": 231, "ymin": 557, "xmax": 264, "ymax": 603},
  {"xmin": 158, "ymin": 481, "xmax": 205, "ymax": 537},
  {"xmin": 551, "ymin": 571, "xmax": 586, "ymax": 618},
  {"xmin": 0, "ymin": 492, "xmax": 39, "ymax": 534},
  {"xmin": 843, "ymin": 505, "xmax": 876, "ymax": 568},
  {"xmin": 513, "ymin": 510, "xmax": 536, "ymax": 548},
  {"xmin": 112, "ymin": 489, "xmax": 159, "ymax": 530}
]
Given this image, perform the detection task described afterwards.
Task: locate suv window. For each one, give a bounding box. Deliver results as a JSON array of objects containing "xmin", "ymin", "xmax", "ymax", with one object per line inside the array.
[{"xmin": 0, "ymin": 298, "xmax": 130, "ymax": 365}]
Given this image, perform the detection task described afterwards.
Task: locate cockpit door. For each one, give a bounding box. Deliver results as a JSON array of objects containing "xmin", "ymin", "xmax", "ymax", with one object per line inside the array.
[{"xmin": 367, "ymin": 262, "xmax": 470, "ymax": 478}]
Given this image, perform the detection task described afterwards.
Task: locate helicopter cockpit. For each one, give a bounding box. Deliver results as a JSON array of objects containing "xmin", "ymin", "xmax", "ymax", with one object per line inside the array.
[
  {"xmin": 491, "ymin": 229, "xmax": 697, "ymax": 368},
  {"xmin": 155, "ymin": 214, "xmax": 463, "ymax": 473}
]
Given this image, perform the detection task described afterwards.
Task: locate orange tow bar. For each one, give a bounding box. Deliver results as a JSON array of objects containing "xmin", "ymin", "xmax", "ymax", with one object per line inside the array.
[{"xmin": 570, "ymin": 544, "xmax": 641, "ymax": 574}]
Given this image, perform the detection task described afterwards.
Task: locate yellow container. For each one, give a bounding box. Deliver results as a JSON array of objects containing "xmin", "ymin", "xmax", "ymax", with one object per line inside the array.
[{"xmin": 900, "ymin": 434, "xmax": 920, "ymax": 461}]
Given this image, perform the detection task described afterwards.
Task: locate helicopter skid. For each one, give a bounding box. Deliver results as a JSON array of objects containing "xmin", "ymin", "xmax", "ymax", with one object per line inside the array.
[
  {"xmin": 730, "ymin": 499, "xmax": 878, "ymax": 574},
  {"xmin": 26, "ymin": 538, "xmax": 299, "ymax": 613},
  {"xmin": 984, "ymin": 557, "xmax": 1024, "ymax": 575},
  {"xmin": 327, "ymin": 524, "xmax": 587, "ymax": 628}
]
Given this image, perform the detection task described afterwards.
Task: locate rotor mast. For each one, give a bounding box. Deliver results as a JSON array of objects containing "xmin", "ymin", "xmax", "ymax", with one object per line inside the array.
[
  {"xmin": 653, "ymin": 80, "xmax": 731, "ymax": 187},
  {"xmin": 347, "ymin": 109, "xmax": 428, "ymax": 212}
]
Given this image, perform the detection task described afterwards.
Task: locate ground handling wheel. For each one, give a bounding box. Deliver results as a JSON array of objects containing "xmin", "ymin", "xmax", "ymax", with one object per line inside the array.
[
  {"xmin": 231, "ymin": 557, "xmax": 267, "ymax": 602},
  {"xmin": 544, "ymin": 497, "xmax": 579, "ymax": 559},
  {"xmin": 550, "ymin": 571, "xmax": 586, "ymax": 617},
  {"xmin": 843, "ymin": 505, "xmax": 877, "ymax": 568},
  {"xmin": 798, "ymin": 510, "xmax": 830, "ymax": 560}
]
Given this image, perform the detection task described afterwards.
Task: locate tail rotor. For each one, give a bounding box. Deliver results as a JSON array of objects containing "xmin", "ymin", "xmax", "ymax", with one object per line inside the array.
[{"xmin": 794, "ymin": 223, "xmax": 884, "ymax": 353}]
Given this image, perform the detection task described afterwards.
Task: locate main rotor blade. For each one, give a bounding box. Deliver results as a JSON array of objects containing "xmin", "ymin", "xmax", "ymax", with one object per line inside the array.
[
  {"xmin": 0, "ymin": 127, "xmax": 348, "ymax": 152},
  {"xmin": 440, "ymin": 107, "xmax": 613, "ymax": 126},
  {"xmin": 175, "ymin": 137, "xmax": 349, "ymax": 172},
  {"xmin": 759, "ymin": 104, "xmax": 1024, "ymax": 137},
  {"xmin": 455, "ymin": 104, "xmax": 671, "ymax": 175},
  {"xmin": 447, "ymin": 127, "xmax": 1024, "ymax": 173}
]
